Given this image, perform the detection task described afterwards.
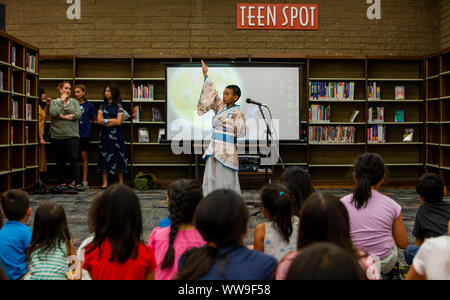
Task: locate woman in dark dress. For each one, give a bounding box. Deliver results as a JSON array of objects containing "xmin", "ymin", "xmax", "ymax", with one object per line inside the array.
[{"xmin": 97, "ymin": 84, "xmax": 129, "ymax": 188}]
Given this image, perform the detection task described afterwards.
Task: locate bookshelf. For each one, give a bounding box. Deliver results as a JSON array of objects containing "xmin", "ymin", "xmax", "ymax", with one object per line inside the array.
[
  {"xmin": 425, "ymin": 48, "xmax": 450, "ymax": 188},
  {"xmin": 0, "ymin": 32, "xmax": 39, "ymax": 193}
]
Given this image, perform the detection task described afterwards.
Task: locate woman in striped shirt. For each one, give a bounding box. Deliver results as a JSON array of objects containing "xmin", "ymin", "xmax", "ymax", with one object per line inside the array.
[{"xmin": 27, "ymin": 201, "xmax": 76, "ymax": 280}]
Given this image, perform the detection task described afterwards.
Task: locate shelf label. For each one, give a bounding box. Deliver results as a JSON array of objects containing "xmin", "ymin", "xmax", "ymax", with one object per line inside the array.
[{"xmin": 237, "ymin": 4, "xmax": 318, "ymax": 30}]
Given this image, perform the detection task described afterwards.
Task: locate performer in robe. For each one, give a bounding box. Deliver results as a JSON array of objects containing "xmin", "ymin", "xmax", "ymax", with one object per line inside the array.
[{"xmin": 197, "ymin": 60, "xmax": 246, "ymax": 196}]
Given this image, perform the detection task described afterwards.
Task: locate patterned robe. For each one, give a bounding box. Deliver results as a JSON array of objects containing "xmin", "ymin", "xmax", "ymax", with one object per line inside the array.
[{"xmin": 197, "ymin": 77, "xmax": 246, "ymax": 171}]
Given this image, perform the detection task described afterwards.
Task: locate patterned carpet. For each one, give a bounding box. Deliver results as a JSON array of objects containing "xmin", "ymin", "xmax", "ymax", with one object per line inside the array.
[{"xmin": 25, "ymin": 188, "xmax": 450, "ymax": 269}]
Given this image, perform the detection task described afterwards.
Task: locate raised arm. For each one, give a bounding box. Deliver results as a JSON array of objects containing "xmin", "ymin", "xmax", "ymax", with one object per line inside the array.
[{"xmin": 197, "ymin": 60, "xmax": 224, "ymax": 115}]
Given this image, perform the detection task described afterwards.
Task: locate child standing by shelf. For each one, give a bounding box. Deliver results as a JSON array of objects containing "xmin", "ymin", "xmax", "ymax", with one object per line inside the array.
[
  {"xmin": 75, "ymin": 84, "xmax": 95, "ymax": 189},
  {"xmin": 35, "ymin": 88, "xmax": 50, "ymax": 194},
  {"xmin": 197, "ymin": 60, "xmax": 246, "ymax": 196}
]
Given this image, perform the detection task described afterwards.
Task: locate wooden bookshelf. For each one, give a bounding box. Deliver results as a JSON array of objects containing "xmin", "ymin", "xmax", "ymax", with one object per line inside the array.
[{"xmin": 0, "ymin": 32, "xmax": 39, "ymax": 193}]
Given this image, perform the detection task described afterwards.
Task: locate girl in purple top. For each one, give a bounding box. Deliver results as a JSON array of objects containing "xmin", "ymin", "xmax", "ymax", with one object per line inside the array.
[
  {"xmin": 340, "ymin": 153, "xmax": 409, "ymax": 277},
  {"xmin": 147, "ymin": 179, "xmax": 206, "ymax": 280}
]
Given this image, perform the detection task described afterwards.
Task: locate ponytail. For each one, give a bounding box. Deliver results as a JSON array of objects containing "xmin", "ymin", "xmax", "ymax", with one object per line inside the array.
[
  {"xmin": 351, "ymin": 153, "xmax": 386, "ymax": 210},
  {"xmin": 176, "ymin": 246, "xmax": 217, "ymax": 280},
  {"xmin": 261, "ymin": 184, "xmax": 294, "ymax": 243}
]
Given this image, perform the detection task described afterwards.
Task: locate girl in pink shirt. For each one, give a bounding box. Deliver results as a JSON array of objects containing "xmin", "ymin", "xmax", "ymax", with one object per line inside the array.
[
  {"xmin": 148, "ymin": 179, "xmax": 206, "ymax": 280},
  {"xmin": 276, "ymin": 192, "xmax": 381, "ymax": 280}
]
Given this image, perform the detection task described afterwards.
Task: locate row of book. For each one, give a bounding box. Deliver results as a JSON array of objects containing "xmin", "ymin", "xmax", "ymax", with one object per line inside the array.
[
  {"xmin": 138, "ymin": 127, "xmax": 166, "ymax": 143},
  {"xmin": 309, "ymin": 126, "xmax": 356, "ymax": 144},
  {"xmin": 132, "ymin": 106, "xmax": 163, "ymax": 122},
  {"xmin": 26, "ymin": 54, "xmax": 37, "ymax": 73},
  {"xmin": 309, "ymin": 104, "xmax": 331, "ymax": 122},
  {"xmin": 309, "ymin": 81, "xmax": 355, "ymax": 101},
  {"xmin": 368, "ymin": 83, "xmax": 406, "ymax": 100},
  {"xmin": 368, "ymin": 107, "xmax": 406, "ymax": 123},
  {"xmin": 133, "ymin": 84, "xmax": 154, "ymax": 100},
  {"xmin": 10, "ymin": 126, "xmax": 32, "ymax": 144},
  {"xmin": 11, "ymin": 101, "xmax": 33, "ymax": 120},
  {"xmin": 367, "ymin": 125, "xmax": 386, "ymax": 143}
]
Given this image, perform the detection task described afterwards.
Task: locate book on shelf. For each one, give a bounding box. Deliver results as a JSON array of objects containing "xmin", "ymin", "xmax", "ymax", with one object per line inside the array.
[
  {"xmin": 11, "ymin": 100, "xmax": 19, "ymax": 119},
  {"xmin": 368, "ymin": 106, "xmax": 384, "ymax": 123},
  {"xmin": 309, "ymin": 81, "xmax": 355, "ymax": 101},
  {"xmin": 395, "ymin": 86, "xmax": 405, "ymax": 100},
  {"xmin": 368, "ymin": 82, "xmax": 381, "ymax": 100},
  {"xmin": 11, "ymin": 47, "xmax": 16, "ymax": 66},
  {"xmin": 158, "ymin": 128, "xmax": 166, "ymax": 143},
  {"xmin": 152, "ymin": 107, "xmax": 163, "ymax": 122},
  {"xmin": 394, "ymin": 110, "xmax": 405, "ymax": 122},
  {"xmin": 0, "ymin": 70, "xmax": 3, "ymax": 90},
  {"xmin": 403, "ymin": 129, "xmax": 414, "ymax": 142},
  {"xmin": 25, "ymin": 126, "xmax": 28, "ymax": 144},
  {"xmin": 349, "ymin": 109, "xmax": 360, "ymax": 122},
  {"xmin": 10, "ymin": 127, "xmax": 13, "ymax": 145},
  {"xmin": 26, "ymin": 53, "xmax": 36, "ymax": 73},
  {"xmin": 133, "ymin": 84, "xmax": 154, "ymax": 100},
  {"xmin": 368, "ymin": 125, "xmax": 386, "ymax": 143},
  {"xmin": 26, "ymin": 104, "xmax": 32, "ymax": 120},
  {"xmin": 138, "ymin": 127, "xmax": 150, "ymax": 143},
  {"xmin": 26, "ymin": 79, "xmax": 31, "ymax": 96},
  {"xmin": 309, "ymin": 104, "xmax": 331, "ymax": 122},
  {"xmin": 133, "ymin": 106, "xmax": 140, "ymax": 122},
  {"xmin": 309, "ymin": 125, "xmax": 356, "ymax": 144}
]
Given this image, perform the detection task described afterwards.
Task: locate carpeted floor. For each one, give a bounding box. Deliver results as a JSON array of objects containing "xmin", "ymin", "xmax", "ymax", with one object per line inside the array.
[{"xmin": 25, "ymin": 188, "xmax": 450, "ymax": 271}]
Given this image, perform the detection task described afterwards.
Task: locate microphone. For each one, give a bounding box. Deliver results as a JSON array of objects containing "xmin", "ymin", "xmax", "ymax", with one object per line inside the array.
[{"xmin": 246, "ymin": 98, "xmax": 266, "ymax": 106}]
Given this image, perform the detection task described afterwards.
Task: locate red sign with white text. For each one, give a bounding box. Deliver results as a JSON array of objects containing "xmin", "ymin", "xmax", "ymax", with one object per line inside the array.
[{"xmin": 237, "ymin": 3, "xmax": 318, "ymax": 30}]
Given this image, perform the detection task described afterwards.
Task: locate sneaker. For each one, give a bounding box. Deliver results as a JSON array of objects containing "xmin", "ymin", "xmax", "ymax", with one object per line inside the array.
[
  {"xmin": 76, "ymin": 185, "xmax": 85, "ymax": 192},
  {"xmin": 82, "ymin": 181, "xmax": 90, "ymax": 189},
  {"xmin": 68, "ymin": 181, "xmax": 76, "ymax": 189}
]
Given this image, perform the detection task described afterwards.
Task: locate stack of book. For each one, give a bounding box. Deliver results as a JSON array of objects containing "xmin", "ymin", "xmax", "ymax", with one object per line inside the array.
[
  {"xmin": 26, "ymin": 53, "xmax": 36, "ymax": 72},
  {"xmin": 11, "ymin": 47, "xmax": 16, "ymax": 66},
  {"xmin": 309, "ymin": 81, "xmax": 355, "ymax": 100},
  {"xmin": 368, "ymin": 82, "xmax": 381, "ymax": 100},
  {"xmin": 309, "ymin": 126, "xmax": 356, "ymax": 144},
  {"xmin": 133, "ymin": 84, "xmax": 154, "ymax": 100},
  {"xmin": 11, "ymin": 101, "xmax": 19, "ymax": 119},
  {"xmin": 368, "ymin": 106, "xmax": 384, "ymax": 123},
  {"xmin": 309, "ymin": 104, "xmax": 331, "ymax": 123},
  {"xmin": 368, "ymin": 125, "xmax": 386, "ymax": 143}
]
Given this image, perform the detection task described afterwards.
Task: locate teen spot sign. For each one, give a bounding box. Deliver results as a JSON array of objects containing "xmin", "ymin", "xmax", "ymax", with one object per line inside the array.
[{"xmin": 237, "ymin": 3, "xmax": 318, "ymax": 30}]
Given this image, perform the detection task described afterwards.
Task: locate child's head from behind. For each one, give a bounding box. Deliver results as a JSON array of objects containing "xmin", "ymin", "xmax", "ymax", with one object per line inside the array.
[
  {"xmin": 260, "ymin": 183, "xmax": 294, "ymax": 243},
  {"xmin": 1, "ymin": 190, "xmax": 31, "ymax": 222},
  {"xmin": 223, "ymin": 85, "xmax": 241, "ymax": 106},
  {"xmin": 416, "ymin": 174, "xmax": 445, "ymax": 204},
  {"xmin": 298, "ymin": 192, "xmax": 355, "ymax": 255},
  {"xmin": 161, "ymin": 179, "xmax": 203, "ymax": 270},
  {"xmin": 281, "ymin": 166, "xmax": 314, "ymax": 214},
  {"xmin": 27, "ymin": 201, "xmax": 71, "ymax": 257},
  {"xmin": 196, "ymin": 189, "xmax": 248, "ymax": 247},
  {"xmin": 352, "ymin": 153, "xmax": 386, "ymax": 209},
  {"xmin": 89, "ymin": 184, "xmax": 143, "ymax": 263},
  {"xmin": 286, "ymin": 242, "xmax": 365, "ymax": 280}
]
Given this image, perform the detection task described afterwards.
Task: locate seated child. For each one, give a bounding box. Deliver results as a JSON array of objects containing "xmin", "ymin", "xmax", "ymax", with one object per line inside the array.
[
  {"xmin": 0, "ymin": 190, "xmax": 32, "ymax": 280},
  {"xmin": 404, "ymin": 173, "xmax": 450, "ymax": 265},
  {"xmin": 82, "ymin": 184, "xmax": 157, "ymax": 280},
  {"xmin": 281, "ymin": 166, "xmax": 314, "ymax": 215},
  {"xmin": 176, "ymin": 189, "xmax": 277, "ymax": 280},
  {"xmin": 27, "ymin": 201, "xmax": 77, "ymax": 280},
  {"xmin": 148, "ymin": 179, "xmax": 206, "ymax": 280},
  {"xmin": 253, "ymin": 184, "xmax": 299, "ymax": 261}
]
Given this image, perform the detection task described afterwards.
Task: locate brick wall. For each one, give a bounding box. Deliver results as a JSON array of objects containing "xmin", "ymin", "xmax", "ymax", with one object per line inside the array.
[
  {"xmin": 1, "ymin": 0, "xmax": 441, "ymax": 56},
  {"xmin": 441, "ymin": 0, "xmax": 450, "ymax": 50}
]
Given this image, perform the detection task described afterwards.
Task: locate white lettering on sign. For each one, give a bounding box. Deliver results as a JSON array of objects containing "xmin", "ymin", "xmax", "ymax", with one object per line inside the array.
[
  {"xmin": 248, "ymin": 6, "xmax": 255, "ymax": 26},
  {"xmin": 281, "ymin": 6, "xmax": 289, "ymax": 26},
  {"xmin": 267, "ymin": 6, "xmax": 276, "ymax": 26},
  {"xmin": 366, "ymin": 0, "xmax": 381, "ymax": 20},
  {"xmin": 66, "ymin": 0, "xmax": 81, "ymax": 20}
]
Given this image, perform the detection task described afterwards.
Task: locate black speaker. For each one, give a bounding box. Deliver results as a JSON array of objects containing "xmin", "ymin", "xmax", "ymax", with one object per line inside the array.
[{"xmin": 0, "ymin": 3, "xmax": 5, "ymax": 32}]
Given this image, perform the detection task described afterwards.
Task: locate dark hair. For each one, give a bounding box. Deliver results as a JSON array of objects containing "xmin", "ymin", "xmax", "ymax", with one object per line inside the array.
[
  {"xmin": 281, "ymin": 167, "xmax": 314, "ymax": 215},
  {"xmin": 161, "ymin": 179, "xmax": 203, "ymax": 270},
  {"xmin": 176, "ymin": 189, "xmax": 248, "ymax": 280},
  {"xmin": 0, "ymin": 190, "xmax": 30, "ymax": 221},
  {"xmin": 261, "ymin": 183, "xmax": 294, "ymax": 243},
  {"xmin": 104, "ymin": 84, "xmax": 122, "ymax": 104},
  {"xmin": 226, "ymin": 85, "xmax": 241, "ymax": 100},
  {"xmin": 27, "ymin": 201, "xmax": 71, "ymax": 259},
  {"xmin": 352, "ymin": 153, "xmax": 386, "ymax": 209},
  {"xmin": 39, "ymin": 88, "xmax": 46, "ymax": 101},
  {"xmin": 87, "ymin": 194, "xmax": 101, "ymax": 233},
  {"xmin": 0, "ymin": 264, "xmax": 8, "ymax": 280},
  {"xmin": 298, "ymin": 192, "xmax": 363, "ymax": 263},
  {"xmin": 416, "ymin": 174, "xmax": 445, "ymax": 204},
  {"xmin": 286, "ymin": 242, "xmax": 366, "ymax": 280},
  {"xmin": 87, "ymin": 184, "xmax": 143, "ymax": 263}
]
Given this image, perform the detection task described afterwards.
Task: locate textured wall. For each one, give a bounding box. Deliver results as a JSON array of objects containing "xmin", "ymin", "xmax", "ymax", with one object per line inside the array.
[{"xmin": 1, "ymin": 0, "xmax": 441, "ymax": 56}]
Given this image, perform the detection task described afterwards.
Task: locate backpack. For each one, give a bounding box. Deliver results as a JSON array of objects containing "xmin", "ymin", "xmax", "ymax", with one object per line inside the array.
[{"xmin": 134, "ymin": 172, "xmax": 157, "ymax": 190}]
